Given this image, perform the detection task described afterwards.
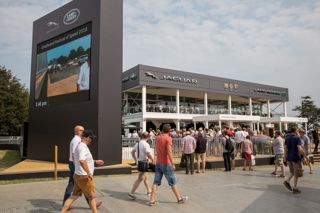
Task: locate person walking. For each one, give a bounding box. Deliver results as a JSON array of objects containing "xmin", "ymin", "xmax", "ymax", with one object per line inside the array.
[
  {"xmin": 283, "ymin": 127, "xmax": 309, "ymax": 194},
  {"xmin": 272, "ymin": 131, "xmax": 285, "ymax": 177},
  {"xmin": 62, "ymin": 126, "xmax": 102, "ymax": 209},
  {"xmin": 181, "ymin": 131, "xmax": 196, "ymax": 174},
  {"xmin": 61, "ymin": 130, "xmax": 104, "ymax": 213},
  {"xmin": 221, "ymin": 130, "xmax": 232, "ymax": 172},
  {"xmin": 195, "ymin": 132, "xmax": 207, "ymax": 173},
  {"xmin": 299, "ymin": 129, "xmax": 313, "ymax": 174},
  {"xmin": 241, "ymin": 135, "xmax": 254, "ymax": 171},
  {"xmin": 147, "ymin": 124, "xmax": 187, "ymax": 206},
  {"xmin": 311, "ymin": 128, "xmax": 319, "ymax": 154},
  {"xmin": 128, "ymin": 131, "xmax": 154, "ymax": 199}
]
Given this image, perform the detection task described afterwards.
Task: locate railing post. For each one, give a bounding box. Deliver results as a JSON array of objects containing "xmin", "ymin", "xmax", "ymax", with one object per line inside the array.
[{"xmin": 54, "ymin": 145, "xmax": 58, "ymax": 181}]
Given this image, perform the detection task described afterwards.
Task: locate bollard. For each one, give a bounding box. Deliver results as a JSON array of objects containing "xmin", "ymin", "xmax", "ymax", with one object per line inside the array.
[{"xmin": 54, "ymin": 145, "xmax": 58, "ymax": 180}]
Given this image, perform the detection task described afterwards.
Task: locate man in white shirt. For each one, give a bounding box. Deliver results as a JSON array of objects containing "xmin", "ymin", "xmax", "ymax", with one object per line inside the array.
[
  {"xmin": 62, "ymin": 126, "xmax": 102, "ymax": 209},
  {"xmin": 76, "ymin": 56, "xmax": 90, "ymax": 91},
  {"xmin": 61, "ymin": 130, "xmax": 104, "ymax": 213},
  {"xmin": 62, "ymin": 125, "xmax": 85, "ymax": 205},
  {"xmin": 128, "ymin": 131, "xmax": 154, "ymax": 200}
]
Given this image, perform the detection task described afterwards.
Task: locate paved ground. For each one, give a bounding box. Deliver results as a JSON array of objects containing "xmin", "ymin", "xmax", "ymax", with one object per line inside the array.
[{"xmin": 0, "ymin": 165, "xmax": 319, "ymax": 213}]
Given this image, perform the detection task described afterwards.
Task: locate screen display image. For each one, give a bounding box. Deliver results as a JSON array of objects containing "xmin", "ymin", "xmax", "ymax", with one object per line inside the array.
[{"xmin": 35, "ymin": 22, "xmax": 92, "ymax": 107}]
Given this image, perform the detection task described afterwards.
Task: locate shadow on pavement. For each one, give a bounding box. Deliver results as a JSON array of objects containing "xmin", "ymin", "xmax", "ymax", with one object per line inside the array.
[
  {"xmin": 27, "ymin": 199, "xmax": 61, "ymax": 213},
  {"xmin": 101, "ymin": 189, "xmax": 150, "ymax": 206},
  {"xmin": 238, "ymin": 184, "xmax": 320, "ymax": 213}
]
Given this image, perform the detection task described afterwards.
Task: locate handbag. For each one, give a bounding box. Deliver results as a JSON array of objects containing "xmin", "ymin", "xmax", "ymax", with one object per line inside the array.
[
  {"xmin": 137, "ymin": 142, "xmax": 149, "ymax": 172},
  {"xmin": 251, "ymin": 155, "xmax": 256, "ymax": 166}
]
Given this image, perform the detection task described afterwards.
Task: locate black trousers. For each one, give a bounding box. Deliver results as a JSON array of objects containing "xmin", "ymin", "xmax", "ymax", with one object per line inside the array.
[
  {"xmin": 314, "ymin": 140, "xmax": 319, "ymax": 152},
  {"xmin": 184, "ymin": 153, "xmax": 195, "ymax": 174},
  {"xmin": 223, "ymin": 152, "xmax": 231, "ymax": 171}
]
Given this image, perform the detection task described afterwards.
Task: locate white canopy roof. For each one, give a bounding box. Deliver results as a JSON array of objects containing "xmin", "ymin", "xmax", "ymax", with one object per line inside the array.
[
  {"xmin": 193, "ymin": 114, "xmax": 261, "ymax": 122},
  {"xmin": 260, "ymin": 117, "xmax": 308, "ymax": 123}
]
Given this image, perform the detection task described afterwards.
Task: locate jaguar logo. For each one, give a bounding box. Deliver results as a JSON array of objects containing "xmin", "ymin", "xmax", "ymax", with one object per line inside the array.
[
  {"xmin": 145, "ymin": 72, "xmax": 157, "ymax": 79},
  {"xmin": 145, "ymin": 71, "xmax": 197, "ymax": 84},
  {"xmin": 63, "ymin": 8, "xmax": 80, "ymax": 25},
  {"xmin": 46, "ymin": 21, "xmax": 60, "ymax": 33},
  {"xmin": 47, "ymin": 21, "xmax": 59, "ymax": 27}
]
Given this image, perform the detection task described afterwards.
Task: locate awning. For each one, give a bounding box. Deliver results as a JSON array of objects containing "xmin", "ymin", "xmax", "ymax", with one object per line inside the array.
[{"xmin": 193, "ymin": 114, "xmax": 261, "ymax": 122}]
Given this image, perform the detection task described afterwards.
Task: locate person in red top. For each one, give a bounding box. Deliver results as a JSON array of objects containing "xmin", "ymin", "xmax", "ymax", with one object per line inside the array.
[{"xmin": 147, "ymin": 124, "xmax": 187, "ymax": 206}]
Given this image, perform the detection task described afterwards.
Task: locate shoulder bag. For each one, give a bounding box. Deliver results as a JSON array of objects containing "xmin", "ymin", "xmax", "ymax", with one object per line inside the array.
[{"xmin": 137, "ymin": 142, "xmax": 149, "ymax": 172}]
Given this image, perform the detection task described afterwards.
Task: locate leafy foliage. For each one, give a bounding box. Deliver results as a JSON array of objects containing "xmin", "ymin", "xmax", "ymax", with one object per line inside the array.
[
  {"xmin": 0, "ymin": 66, "xmax": 29, "ymax": 136},
  {"xmin": 293, "ymin": 96, "xmax": 320, "ymax": 128}
]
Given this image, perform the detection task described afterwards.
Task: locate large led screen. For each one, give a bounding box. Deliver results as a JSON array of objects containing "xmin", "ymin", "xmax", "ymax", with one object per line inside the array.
[{"xmin": 35, "ymin": 23, "xmax": 92, "ymax": 107}]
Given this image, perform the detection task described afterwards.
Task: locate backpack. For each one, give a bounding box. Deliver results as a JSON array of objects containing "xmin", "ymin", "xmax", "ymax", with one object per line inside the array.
[{"xmin": 225, "ymin": 137, "xmax": 234, "ymax": 153}]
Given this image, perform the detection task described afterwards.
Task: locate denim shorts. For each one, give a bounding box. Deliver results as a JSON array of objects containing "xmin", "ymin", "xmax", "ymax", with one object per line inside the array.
[{"xmin": 153, "ymin": 163, "xmax": 177, "ymax": 186}]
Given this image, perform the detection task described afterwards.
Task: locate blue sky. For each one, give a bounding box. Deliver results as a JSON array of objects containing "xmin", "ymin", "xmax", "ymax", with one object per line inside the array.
[
  {"xmin": 0, "ymin": 0, "xmax": 320, "ymax": 116},
  {"xmin": 47, "ymin": 34, "xmax": 91, "ymax": 61}
]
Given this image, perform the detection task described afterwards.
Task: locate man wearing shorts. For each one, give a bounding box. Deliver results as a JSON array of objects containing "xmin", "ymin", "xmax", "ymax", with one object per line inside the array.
[
  {"xmin": 61, "ymin": 130, "xmax": 104, "ymax": 213},
  {"xmin": 272, "ymin": 131, "xmax": 285, "ymax": 177},
  {"xmin": 195, "ymin": 132, "xmax": 207, "ymax": 173},
  {"xmin": 147, "ymin": 124, "xmax": 187, "ymax": 206},
  {"xmin": 283, "ymin": 127, "xmax": 309, "ymax": 194}
]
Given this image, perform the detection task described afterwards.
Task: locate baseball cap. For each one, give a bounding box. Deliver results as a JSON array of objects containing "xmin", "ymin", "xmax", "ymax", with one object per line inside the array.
[{"xmin": 82, "ymin": 129, "xmax": 96, "ymax": 138}]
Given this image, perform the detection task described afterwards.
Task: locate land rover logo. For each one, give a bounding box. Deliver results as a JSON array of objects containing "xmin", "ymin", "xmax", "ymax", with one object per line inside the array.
[{"xmin": 63, "ymin": 9, "xmax": 80, "ymax": 25}]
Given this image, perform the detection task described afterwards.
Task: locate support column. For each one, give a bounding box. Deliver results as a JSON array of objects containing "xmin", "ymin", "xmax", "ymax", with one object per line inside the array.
[
  {"xmin": 204, "ymin": 92, "xmax": 208, "ymax": 115},
  {"xmin": 142, "ymin": 86, "xmax": 146, "ymax": 114},
  {"xmin": 267, "ymin": 100, "xmax": 271, "ymax": 118},
  {"xmin": 284, "ymin": 123, "xmax": 288, "ymax": 131},
  {"xmin": 176, "ymin": 89, "xmax": 180, "ymax": 114},
  {"xmin": 249, "ymin": 97, "xmax": 253, "ymax": 116},
  {"xmin": 257, "ymin": 122, "xmax": 260, "ymax": 133},
  {"xmin": 283, "ymin": 102, "xmax": 287, "ymax": 117},
  {"xmin": 228, "ymin": 95, "xmax": 232, "ymax": 115},
  {"xmin": 205, "ymin": 92, "xmax": 208, "ymax": 128},
  {"xmin": 194, "ymin": 121, "xmax": 196, "ymax": 130},
  {"xmin": 279, "ymin": 122, "xmax": 282, "ymax": 132},
  {"xmin": 177, "ymin": 120, "xmax": 180, "ymax": 131},
  {"xmin": 142, "ymin": 120, "xmax": 146, "ymax": 132},
  {"xmin": 219, "ymin": 120, "xmax": 222, "ymax": 131}
]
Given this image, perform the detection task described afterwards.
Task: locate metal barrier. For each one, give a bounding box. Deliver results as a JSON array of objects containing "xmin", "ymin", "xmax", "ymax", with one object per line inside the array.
[
  {"xmin": 0, "ymin": 136, "xmax": 23, "ymax": 145},
  {"xmin": 121, "ymin": 136, "xmax": 275, "ymax": 160},
  {"xmin": 0, "ymin": 136, "xmax": 23, "ymax": 158}
]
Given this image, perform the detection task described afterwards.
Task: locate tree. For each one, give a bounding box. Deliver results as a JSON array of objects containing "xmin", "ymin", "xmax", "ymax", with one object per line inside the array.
[
  {"xmin": 293, "ymin": 96, "xmax": 320, "ymax": 128},
  {"xmin": 0, "ymin": 66, "xmax": 29, "ymax": 136}
]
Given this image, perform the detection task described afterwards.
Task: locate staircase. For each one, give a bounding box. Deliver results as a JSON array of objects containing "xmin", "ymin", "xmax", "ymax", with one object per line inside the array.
[{"xmin": 313, "ymin": 152, "xmax": 320, "ymax": 163}]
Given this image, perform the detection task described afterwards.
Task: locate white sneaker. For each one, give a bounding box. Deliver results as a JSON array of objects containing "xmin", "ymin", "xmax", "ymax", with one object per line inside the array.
[{"xmin": 178, "ymin": 195, "xmax": 188, "ymax": 204}]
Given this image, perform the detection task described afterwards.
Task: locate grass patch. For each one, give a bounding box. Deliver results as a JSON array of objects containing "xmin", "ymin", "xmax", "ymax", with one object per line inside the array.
[
  {"xmin": 0, "ymin": 177, "xmax": 67, "ymax": 185},
  {"xmin": 0, "ymin": 150, "xmax": 21, "ymax": 172}
]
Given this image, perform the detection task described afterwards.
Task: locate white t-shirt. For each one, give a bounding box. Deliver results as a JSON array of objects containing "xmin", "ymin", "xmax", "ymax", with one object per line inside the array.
[
  {"xmin": 134, "ymin": 139, "xmax": 151, "ymax": 161},
  {"xmin": 234, "ymin": 131, "xmax": 243, "ymax": 143},
  {"xmin": 77, "ymin": 62, "xmax": 90, "ymax": 90},
  {"xmin": 69, "ymin": 135, "xmax": 81, "ymax": 162},
  {"xmin": 132, "ymin": 132, "xmax": 139, "ymax": 138},
  {"xmin": 74, "ymin": 142, "xmax": 94, "ymax": 175}
]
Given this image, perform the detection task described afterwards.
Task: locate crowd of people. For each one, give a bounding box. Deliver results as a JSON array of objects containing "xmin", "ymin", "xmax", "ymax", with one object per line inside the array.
[{"xmin": 60, "ymin": 124, "xmax": 319, "ymax": 212}]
